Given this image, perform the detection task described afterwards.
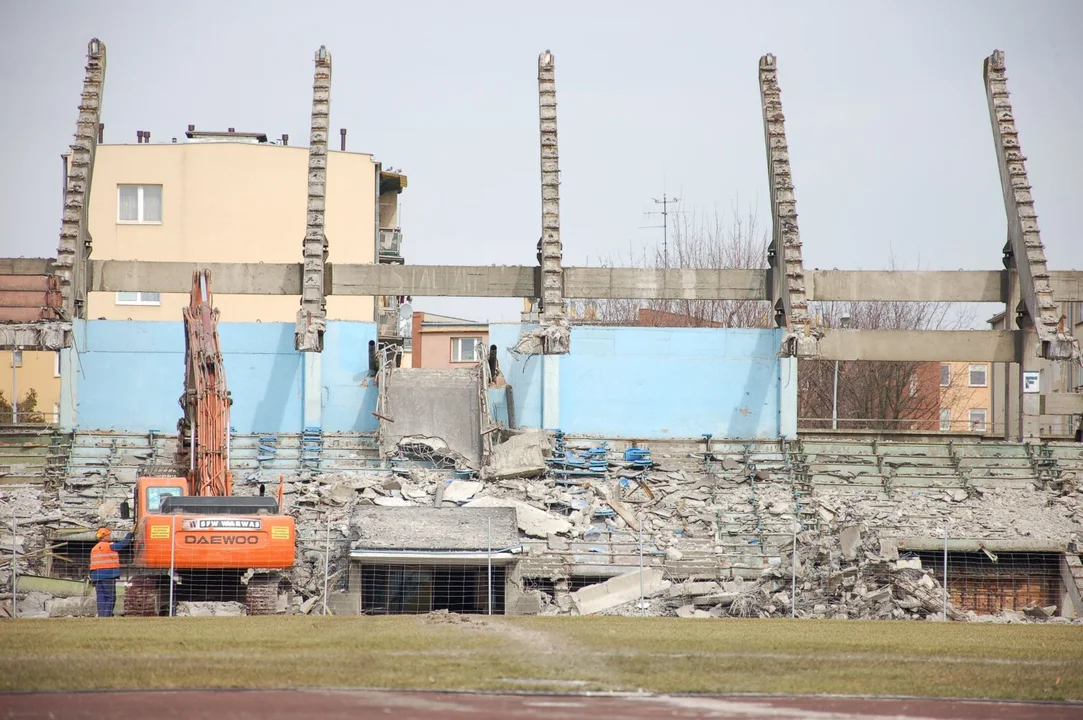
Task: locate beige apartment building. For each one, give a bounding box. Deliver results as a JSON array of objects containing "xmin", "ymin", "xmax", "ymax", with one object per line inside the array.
[
  {"xmin": 938, "ymin": 361, "xmax": 992, "ymax": 434},
  {"xmin": 84, "ymin": 129, "xmax": 406, "ymax": 328},
  {"xmin": 2, "ymin": 349, "xmax": 62, "ymax": 424}
]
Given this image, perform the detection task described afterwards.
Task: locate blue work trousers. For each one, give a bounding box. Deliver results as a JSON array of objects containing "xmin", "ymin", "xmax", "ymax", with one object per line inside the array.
[{"xmin": 96, "ymin": 578, "xmax": 116, "ymax": 617}]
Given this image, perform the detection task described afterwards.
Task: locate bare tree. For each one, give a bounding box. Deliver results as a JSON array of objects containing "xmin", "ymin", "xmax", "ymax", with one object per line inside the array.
[
  {"xmin": 571, "ymin": 207, "xmax": 772, "ymax": 328},
  {"xmin": 799, "ymin": 256, "xmax": 978, "ymax": 432}
]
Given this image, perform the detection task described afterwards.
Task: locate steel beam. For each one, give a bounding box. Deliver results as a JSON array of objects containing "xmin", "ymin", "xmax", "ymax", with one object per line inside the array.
[{"xmin": 816, "ymin": 329, "xmax": 1016, "ymax": 362}]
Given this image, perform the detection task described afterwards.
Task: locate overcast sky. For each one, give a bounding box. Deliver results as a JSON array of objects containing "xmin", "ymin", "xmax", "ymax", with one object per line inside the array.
[{"xmin": 1, "ymin": 0, "xmax": 1080, "ymax": 323}]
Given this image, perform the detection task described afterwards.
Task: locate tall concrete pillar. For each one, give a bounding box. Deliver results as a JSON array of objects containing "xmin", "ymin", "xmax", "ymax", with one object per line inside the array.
[
  {"xmin": 55, "ymin": 39, "xmax": 106, "ymax": 331},
  {"xmin": 537, "ymin": 51, "xmax": 569, "ymax": 354},
  {"xmin": 295, "ymin": 46, "xmax": 332, "ymax": 353},
  {"xmin": 302, "ymin": 351, "xmax": 322, "ymax": 431}
]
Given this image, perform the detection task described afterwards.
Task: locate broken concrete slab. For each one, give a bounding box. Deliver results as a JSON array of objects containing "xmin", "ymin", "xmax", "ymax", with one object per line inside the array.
[
  {"xmin": 174, "ymin": 601, "xmax": 245, "ymax": 617},
  {"xmin": 570, "ymin": 568, "xmax": 670, "ymax": 615},
  {"xmin": 465, "ymin": 496, "xmax": 572, "ymax": 538},
  {"xmin": 442, "ymin": 480, "xmax": 482, "ymax": 504},
  {"xmin": 481, "ymin": 430, "xmax": 549, "ymax": 481},
  {"xmin": 840, "ymin": 525, "xmax": 861, "ymax": 560},
  {"xmin": 45, "ymin": 595, "xmax": 95, "ymax": 617}
]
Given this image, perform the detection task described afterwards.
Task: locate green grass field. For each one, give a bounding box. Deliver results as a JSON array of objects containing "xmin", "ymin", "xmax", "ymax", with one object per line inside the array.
[{"xmin": 2, "ymin": 616, "xmax": 1082, "ymax": 700}]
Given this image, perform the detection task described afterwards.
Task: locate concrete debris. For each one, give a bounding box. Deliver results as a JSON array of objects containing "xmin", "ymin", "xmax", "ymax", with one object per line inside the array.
[
  {"xmin": 464, "ymin": 496, "xmax": 572, "ymax": 538},
  {"xmin": 481, "ymin": 430, "xmax": 549, "ymax": 481},
  {"xmin": 570, "ymin": 568, "xmax": 670, "ymax": 615},
  {"xmin": 3, "ymin": 431, "xmax": 1083, "ymax": 624},
  {"xmin": 174, "ymin": 601, "xmax": 245, "ymax": 617}
]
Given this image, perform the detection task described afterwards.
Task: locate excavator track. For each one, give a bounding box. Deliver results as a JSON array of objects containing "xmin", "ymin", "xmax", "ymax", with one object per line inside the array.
[
  {"xmin": 244, "ymin": 574, "xmax": 281, "ymax": 616},
  {"xmin": 123, "ymin": 575, "xmax": 162, "ymax": 617}
]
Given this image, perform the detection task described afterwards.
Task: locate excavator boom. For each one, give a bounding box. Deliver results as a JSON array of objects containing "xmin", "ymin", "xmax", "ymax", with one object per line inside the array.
[{"xmin": 177, "ymin": 270, "xmax": 233, "ymax": 497}]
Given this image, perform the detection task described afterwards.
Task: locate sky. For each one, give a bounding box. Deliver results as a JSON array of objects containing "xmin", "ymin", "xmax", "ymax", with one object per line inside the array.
[{"xmin": 1, "ymin": 0, "xmax": 1080, "ymax": 323}]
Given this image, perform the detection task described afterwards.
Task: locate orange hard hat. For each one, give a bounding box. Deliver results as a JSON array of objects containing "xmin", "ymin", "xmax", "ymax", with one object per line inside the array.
[{"xmin": 96, "ymin": 527, "xmax": 111, "ymax": 540}]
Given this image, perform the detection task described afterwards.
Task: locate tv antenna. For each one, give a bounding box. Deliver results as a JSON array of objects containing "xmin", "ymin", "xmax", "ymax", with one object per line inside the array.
[{"xmin": 640, "ymin": 193, "xmax": 684, "ymax": 268}]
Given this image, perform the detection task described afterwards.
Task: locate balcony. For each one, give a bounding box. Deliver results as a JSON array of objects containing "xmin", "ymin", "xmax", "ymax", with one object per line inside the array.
[
  {"xmin": 377, "ymin": 307, "xmax": 403, "ymax": 341},
  {"xmin": 378, "ymin": 227, "xmax": 403, "ymax": 264}
]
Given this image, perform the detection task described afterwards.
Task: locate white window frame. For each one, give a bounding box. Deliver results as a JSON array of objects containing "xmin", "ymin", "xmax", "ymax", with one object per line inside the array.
[
  {"xmin": 969, "ymin": 408, "xmax": 988, "ymax": 433},
  {"xmin": 451, "ymin": 337, "xmax": 480, "ymax": 363},
  {"xmin": 968, "ymin": 364, "xmax": 988, "ymax": 388},
  {"xmin": 115, "ymin": 291, "xmax": 162, "ymax": 306},
  {"xmin": 939, "ymin": 408, "xmax": 951, "ymax": 432},
  {"xmin": 940, "ymin": 363, "xmax": 950, "ymax": 387},
  {"xmin": 117, "ymin": 184, "xmax": 163, "ymax": 224},
  {"xmin": 52, "ymin": 403, "xmax": 60, "ymax": 424},
  {"xmin": 10, "ymin": 350, "xmax": 22, "ymax": 368},
  {"xmin": 54, "ymin": 351, "xmax": 61, "ymax": 378}
]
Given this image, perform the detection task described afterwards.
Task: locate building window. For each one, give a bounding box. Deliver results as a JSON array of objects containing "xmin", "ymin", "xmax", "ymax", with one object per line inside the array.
[
  {"xmin": 968, "ymin": 364, "xmax": 987, "ymax": 387},
  {"xmin": 9, "ymin": 350, "xmax": 22, "ymax": 368},
  {"xmin": 53, "ymin": 403, "xmax": 60, "ymax": 424},
  {"xmin": 939, "ymin": 408, "xmax": 951, "ymax": 432},
  {"xmin": 115, "ymin": 291, "xmax": 161, "ymax": 306},
  {"xmin": 451, "ymin": 337, "xmax": 480, "ymax": 363},
  {"xmin": 969, "ymin": 408, "xmax": 988, "ymax": 433},
  {"xmin": 940, "ymin": 363, "xmax": 950, "ymax": 387},
  {"xmin": 908, "ymin": 372, "xmax": 919, "ymax": 397},
  {"xmin": 117, "ymin": 184, "xmax": 162, "ymax": 223},
  {"xmin": 54, "ymin": 351, "xmax": 61, "ymax": 378}
]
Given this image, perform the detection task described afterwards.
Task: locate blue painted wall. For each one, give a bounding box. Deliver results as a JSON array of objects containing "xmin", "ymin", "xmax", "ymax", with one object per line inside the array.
[
  {"xmin": 489, "ymin": 324, "xmax": 789, "ymax": 439},
  {"xmin": 74, "ymin": 320, "xmax": 377, "ymax": 434}
]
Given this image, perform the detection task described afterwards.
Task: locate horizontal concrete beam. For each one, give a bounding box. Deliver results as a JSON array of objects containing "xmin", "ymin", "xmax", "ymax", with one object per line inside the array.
[
  {"xmin": 89, "ymin": 260, "xmax": 302, "ymax": 295},
  {"xmin": 565, "ymin": 268, "xmax": 767, "ymax": 300},
  {"xmin": 808, "ymin": 270, "xmax": 1083, "ymax": 303},
  {"xmin": 0, "ymin": 322, "xmax": 70, "ymax": 350},
  {"xmin": 0, "ymin": 258, "xmax": 55, "ymax": 275},
  {"xmin": 891, "ymin": 537, "xmax": 1065, "ymax": 552},
  {"xmin": 816, "ymin": 329, "xmax": 1016, "ymax": 362},
  {"xmin": 808, "ymin": 271, "xmax": 1002, "ymax": 303},
  {"xmin": 1040, "ymin": 394, "xmax": 1083, "ymax": 415},
  {"xmin": 332, "ymin": 264, "xmax": 537, "ymax": 297},
  {"xmin": 68, "ymin": 260, "xmax": 1083, "ymax": 303}
]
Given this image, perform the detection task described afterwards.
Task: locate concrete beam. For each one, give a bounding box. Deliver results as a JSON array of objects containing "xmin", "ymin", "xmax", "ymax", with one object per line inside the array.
[
  {"xmin": 808, "ymin": 271, "xmax": 1003, "ymax": 303},
  {"xmin": 89, "ymin": 260, "xmax": 302, "ymax": 295},
  {"xmin": 564, "ymin": 268, "xmax": 767, "ymax": 301},
  {"xmin": 1039, "ymin": 394, "xmax": 1083, "ymax": 415},
  {"xmin": 0, "ymin": 258, "xmax": 56, "ymax": 275},
  {"xmin": 891, "ymin": 537, "xmax": 1065, "ymax": 552},
  {"xmin": 0, "ymin": 322, "xmax": 70, "ymax": 351},
  {"xmin": 332, "ymin": 264, "xmax": 537, "ymax": 297},
  {"xmin": 816, "ymin": 329, "xmax": 1016, "ymax": 362},
  {"xmin": 64, "ymin": 260, "xmax": 1083, "ymax": 303}
]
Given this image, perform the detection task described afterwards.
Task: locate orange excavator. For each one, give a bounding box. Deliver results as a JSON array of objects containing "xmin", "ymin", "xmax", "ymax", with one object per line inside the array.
[{"xmin": 122, "ymin": 271, "xmax": 296, "ymax": 615}]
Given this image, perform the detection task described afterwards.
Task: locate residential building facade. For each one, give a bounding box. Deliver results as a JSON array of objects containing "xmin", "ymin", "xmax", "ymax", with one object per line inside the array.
[
  {"xmin": 408, "ymin": 312, "xmax": 488, "ymax": 369},
  {"xmin": 2, "ymin": 350, "xmax": 61, "ymax": 424},
  {"xmin": 938, "ymin": 361, "xmax": 992, "ymax": 434},
  {"xmin": 83, "ymin": 130, "xmax": 406, "ymax": 330}
]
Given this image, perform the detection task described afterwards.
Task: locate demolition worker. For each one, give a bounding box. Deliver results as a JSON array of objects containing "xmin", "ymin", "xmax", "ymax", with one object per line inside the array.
[{"xmin": 90, "ymin": 527, "xmax": 134, "ymax": 617}]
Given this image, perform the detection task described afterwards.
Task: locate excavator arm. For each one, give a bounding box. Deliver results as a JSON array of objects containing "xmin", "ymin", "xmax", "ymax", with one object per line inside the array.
[{"xmin": 175, "ymin": 270, "xmax": 233, "ymax": 497}]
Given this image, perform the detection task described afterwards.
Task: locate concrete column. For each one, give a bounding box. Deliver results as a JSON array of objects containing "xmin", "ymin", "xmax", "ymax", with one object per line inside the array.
[
  {"xmin": 541, "ymin": 353, "xmax": 560, "ymax": 430},
  {"xmin": 303, "ymin": 351, "xmax": 322, "ymax": 430},
  {"xmin": 58, "ymin": 321, "xmax": 83, "ymax": 430},
  {"xmin": 779, "ymin": 355, "xmax": 798, "ymax": 438},
  {"xmin": 1018, "ymin": 327, "xmax": 1041, "ymax": 441}
]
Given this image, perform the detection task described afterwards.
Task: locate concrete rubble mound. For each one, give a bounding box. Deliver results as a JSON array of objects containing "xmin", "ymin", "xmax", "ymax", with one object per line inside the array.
[{"xmin": 2, "ymin": 432, "xmax": 1082, "ymax": 621}]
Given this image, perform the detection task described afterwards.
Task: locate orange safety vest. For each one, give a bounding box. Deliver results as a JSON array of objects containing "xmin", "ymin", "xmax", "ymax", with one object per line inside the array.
[{"xmin": 89, "ymin": 541, "xmax": 120, "ymax": 572}]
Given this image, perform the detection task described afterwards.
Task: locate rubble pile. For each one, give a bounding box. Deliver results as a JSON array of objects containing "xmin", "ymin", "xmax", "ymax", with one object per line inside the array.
[{"xmin": 2, "ymin": 429, "xmax": 1082, "ymax": 621}]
